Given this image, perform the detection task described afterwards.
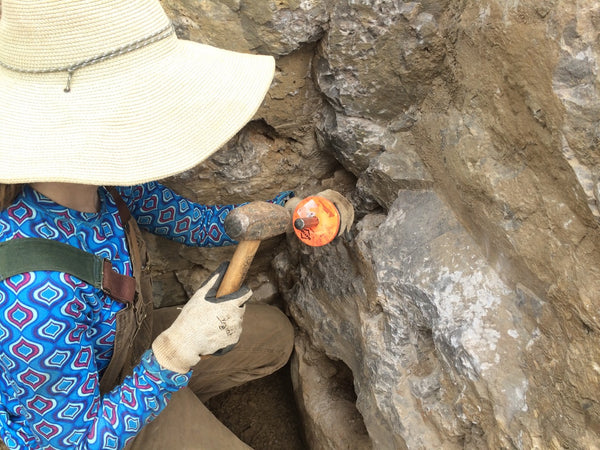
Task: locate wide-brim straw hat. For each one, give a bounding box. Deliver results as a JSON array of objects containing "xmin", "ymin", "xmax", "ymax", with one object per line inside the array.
[{"xmin": 0, "ymin": 0, "xmax": 275, "ymax": 186}]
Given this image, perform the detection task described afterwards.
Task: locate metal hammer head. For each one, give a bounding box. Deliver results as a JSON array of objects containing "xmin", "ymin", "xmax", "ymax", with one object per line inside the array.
[{"xmin": 224, "ymin": 201, "xmax": 292, "ymax": 241}]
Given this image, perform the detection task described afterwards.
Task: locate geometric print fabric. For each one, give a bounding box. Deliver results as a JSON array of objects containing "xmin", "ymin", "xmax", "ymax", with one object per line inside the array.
[{"xmin": 0, "ymin": 183, "xmax": 292, "ymax": 449}]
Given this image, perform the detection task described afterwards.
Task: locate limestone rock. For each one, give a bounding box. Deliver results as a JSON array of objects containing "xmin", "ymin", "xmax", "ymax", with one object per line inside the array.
[
  {"xmin": 553, "ymin": 2, "xmax": 600, "ymax": 220},
  {"xmin": 291, "ymin": 335, "xmax": 372, "ymax": 450},
  {"xmin": 316, "ymin": 108, "xmax": 389, "ymax": 176},
  {"xmin": 162, "ymin": 0, "xmax": 250, "ymax": 51},
  {"xmin": 314, "ymin": 0, "xmax": 447, "ymax": 119},
  {"xmin": 164, "ymin": 122, "xmax": 337, "ymax": 206},
  {"xmin": 357, "ymin": 145, "xmax": 434, "ymax": 210},
  {"xmin": 317, "ymin": 107, "xmax": 433, "ymax": 209},
  {"xmin": 276, "ymin": 190, "xmax": 542, "ymax": 448},
  {"xmin": 152, "ymin": 1, "xmax": 600, "ymax": 448},
  {"xmin": 262, "ymin": 45, "xmax": 328, "ymax": 141},
  {"xmin": 162, "ymin": 0, "xmax": 328, "ymax": 55},
  {"xmin": 238, "ymin": 0, "xmax": 328, "ymax": 55}
]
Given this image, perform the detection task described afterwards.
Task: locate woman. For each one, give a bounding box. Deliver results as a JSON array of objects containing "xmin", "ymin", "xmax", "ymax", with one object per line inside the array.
[{"xmin": 0, "ymin": 1, "xmax": 294, "ymax": 448}]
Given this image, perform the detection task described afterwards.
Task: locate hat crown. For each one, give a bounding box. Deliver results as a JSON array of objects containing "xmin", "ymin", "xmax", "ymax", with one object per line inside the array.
[{"xmin": 0, "ymin": 0, "xmax": 171, "ymax": 70}]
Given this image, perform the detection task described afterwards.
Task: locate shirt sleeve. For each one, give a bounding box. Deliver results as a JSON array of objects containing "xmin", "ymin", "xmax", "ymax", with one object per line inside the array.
[
  {"xmin": 116, "ymin": 182, "xmax": 294, "ymax": 247},
  {"xmin": 0, "ymin": 271, "xmax": 190, "ymax": 450}
]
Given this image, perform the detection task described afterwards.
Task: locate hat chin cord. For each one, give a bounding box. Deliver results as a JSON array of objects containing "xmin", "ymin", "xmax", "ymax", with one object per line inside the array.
[{"xmin": 0, "ymin": 23, "xmax": 175, "ymax": 93}]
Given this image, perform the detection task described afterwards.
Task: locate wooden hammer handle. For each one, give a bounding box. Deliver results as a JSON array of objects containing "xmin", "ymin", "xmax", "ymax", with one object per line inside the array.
[{"xmin": 216, "ymin": 240, "xmax": 260, "ymax": 297}]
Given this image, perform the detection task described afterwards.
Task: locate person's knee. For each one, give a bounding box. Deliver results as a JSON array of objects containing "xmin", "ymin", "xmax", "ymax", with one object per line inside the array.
[
  {"xmin": 269, "ymin": 306, "xmax": 295, "ymax": 367},
  {"xmin": 246, "ymin": 304, "xmax": 295, "ymax": 371}
]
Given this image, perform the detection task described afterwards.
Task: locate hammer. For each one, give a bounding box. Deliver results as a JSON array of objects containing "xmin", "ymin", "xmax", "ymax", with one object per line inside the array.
[{"xmin": 216, "ymin": 201, "xmax": 291, "ymax": 297}]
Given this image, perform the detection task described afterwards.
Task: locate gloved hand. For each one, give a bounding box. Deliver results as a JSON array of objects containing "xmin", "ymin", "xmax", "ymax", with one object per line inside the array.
[
  {"xmin": 316, "ymin": 189, "xmax": 354, "ymax": 236},
  {"xmin": 152, "ymin": 263, "xmax": 252, "ymax": 374}
]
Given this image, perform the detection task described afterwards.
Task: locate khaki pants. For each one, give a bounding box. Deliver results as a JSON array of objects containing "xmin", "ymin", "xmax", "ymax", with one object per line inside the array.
[{"xmin": 126, "ymin": 303, "xmax": 294, "ymax": 450}]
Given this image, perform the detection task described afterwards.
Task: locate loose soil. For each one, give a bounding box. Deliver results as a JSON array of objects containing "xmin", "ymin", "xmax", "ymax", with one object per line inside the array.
[{"xmin": 206, "ymin": 363, "xmax": 306, "ymax": 450}]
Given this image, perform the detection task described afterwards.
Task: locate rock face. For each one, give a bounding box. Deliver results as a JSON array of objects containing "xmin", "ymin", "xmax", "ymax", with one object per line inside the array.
[{"xmin": 155, "ymin": 0, "xmax": 600, "ymax": 448}]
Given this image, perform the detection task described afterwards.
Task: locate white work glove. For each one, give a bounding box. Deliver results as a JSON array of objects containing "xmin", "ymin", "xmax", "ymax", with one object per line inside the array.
[{"xmin": 152, "ymin": 263, "xmax": 252, "ymax": 374}]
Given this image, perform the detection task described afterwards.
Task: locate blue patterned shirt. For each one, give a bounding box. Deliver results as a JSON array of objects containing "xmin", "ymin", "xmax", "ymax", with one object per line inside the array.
[{"xmin": 0, "ymin": 182, "xmax": 292, "ymax": 449}]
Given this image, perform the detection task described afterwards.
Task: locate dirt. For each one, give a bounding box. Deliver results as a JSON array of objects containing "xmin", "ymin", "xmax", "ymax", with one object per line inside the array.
[{"xmin": 205, "ymin": 363, "xmax": 307, "ymax": 450}]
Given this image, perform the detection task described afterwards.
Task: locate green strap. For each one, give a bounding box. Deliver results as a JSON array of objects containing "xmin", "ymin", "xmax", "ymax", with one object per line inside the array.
[{"xmin": 0, "ymin": 238, "xmax": 103, "ymax": 288}]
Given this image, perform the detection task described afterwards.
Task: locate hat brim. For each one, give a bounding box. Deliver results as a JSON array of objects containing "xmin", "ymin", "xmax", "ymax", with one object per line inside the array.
[{"xmin": 0, "ymin": 36, "xmax": 275, "ymax": 185}]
